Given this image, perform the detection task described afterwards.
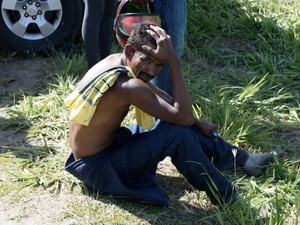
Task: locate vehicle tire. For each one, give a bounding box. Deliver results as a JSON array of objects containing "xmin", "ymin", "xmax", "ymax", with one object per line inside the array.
[{"xmin": 0, "ymin": 0, "xmax": 84, "ymax": 52}]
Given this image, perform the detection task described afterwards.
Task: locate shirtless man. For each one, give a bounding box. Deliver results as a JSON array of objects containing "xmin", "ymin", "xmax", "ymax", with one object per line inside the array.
[{"xmin": 65, "ymin": 23, "xmax": 275, "ymax": 206}]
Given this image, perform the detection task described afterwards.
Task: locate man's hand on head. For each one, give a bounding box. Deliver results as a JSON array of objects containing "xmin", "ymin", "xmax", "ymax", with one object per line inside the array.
[{"xmin": 142, "ymin": 25, "xmax": 177, "ymax": 64}]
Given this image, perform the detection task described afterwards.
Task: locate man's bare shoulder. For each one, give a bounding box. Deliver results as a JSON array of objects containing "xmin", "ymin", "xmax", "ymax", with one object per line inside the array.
[
  {"xmin": 96, "ymin": 53, "xmax": 122, "ymax": 68},
  {"xmin": 78, "ymin": 53, "xmax": 122, "ymax": 86}
]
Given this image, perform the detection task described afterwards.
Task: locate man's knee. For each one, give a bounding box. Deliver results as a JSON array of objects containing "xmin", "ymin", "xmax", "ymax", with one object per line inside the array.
[{"xmin": 163, "ymin": 123, "xmax": 195, "ymax": 142}]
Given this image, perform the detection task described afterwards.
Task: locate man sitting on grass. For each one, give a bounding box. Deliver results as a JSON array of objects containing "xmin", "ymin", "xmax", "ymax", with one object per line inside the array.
[{"xmin": 64, "ymin": 23, "xmax": 275, "ymax": 206}]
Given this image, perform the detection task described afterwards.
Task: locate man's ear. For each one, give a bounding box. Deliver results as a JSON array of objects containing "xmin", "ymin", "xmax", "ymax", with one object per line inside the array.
[{"xmin": 124, "ymin": 44, "xmax": 134, "ymax": 59}]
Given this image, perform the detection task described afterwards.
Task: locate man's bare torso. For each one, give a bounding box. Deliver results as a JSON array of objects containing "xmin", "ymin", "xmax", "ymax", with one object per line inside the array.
[
  {"xmin": 69, "ymin": 53, "xmax": 131, "ymax": 159},
  {"xmin": 68, "ymin": 26, "xmax": 195, "ymax": 160}
]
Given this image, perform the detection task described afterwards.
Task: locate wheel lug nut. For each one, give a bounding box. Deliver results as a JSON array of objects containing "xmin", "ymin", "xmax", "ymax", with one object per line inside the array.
[
  {"xmin": 32, "ymin": 16, "xmax": 36, "ymax": 20},
  {"xmin": 28, "ymin": 0, "xmax": 33, "ymax": 5},
  {"xmin": 36, "ymin": 3, "xmax": 40, "ymax": 7},
  {"xmin": 24, "ymin": 13, "xmax": 29, "ymax": 17},
  {"xmin": 22, "ymin": 5, "xmax": 27, "ymax": 10},
  {"xmin": 38, "ymin": 10, "xmax": 42, "ymax": 14}
]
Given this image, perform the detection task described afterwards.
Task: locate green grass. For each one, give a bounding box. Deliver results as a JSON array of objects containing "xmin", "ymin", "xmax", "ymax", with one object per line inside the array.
[{"xmin": 0, "ymin": 0, "xmax": 300, "ymax": 224}]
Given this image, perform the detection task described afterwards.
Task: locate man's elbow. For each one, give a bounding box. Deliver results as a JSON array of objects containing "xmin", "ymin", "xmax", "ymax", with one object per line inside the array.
[
  {"xmin": 185, "ymin": 116, "xmax": 195, "ymax": 126},
  {"xmin": 178, "ymin": 114, "xmax": 194, "ymax": 126}
]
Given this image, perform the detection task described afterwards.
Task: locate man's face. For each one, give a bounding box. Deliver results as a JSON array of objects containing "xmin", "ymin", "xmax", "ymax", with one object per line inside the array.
[{"xmin": 128, "ymin": 49, "xmax": 164, "ymax": 83}]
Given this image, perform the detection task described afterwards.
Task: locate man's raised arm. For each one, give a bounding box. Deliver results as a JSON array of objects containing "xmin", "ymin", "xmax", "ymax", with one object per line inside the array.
[{"xmin": 142, "ymin": 25, "xmax": 194, "ymax": 125}]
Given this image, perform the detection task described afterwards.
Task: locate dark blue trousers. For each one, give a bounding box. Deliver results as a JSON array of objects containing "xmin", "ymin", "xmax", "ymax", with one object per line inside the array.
[{"xmin": 65, "ymin": 121, "xmax": 248, "ymax": 206}]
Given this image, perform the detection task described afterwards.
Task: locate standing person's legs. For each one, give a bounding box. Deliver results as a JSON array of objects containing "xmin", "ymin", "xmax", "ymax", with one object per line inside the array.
[
  {"xmin": 82, "ymin": 0, "xmax": 105, "ymax": 68},
  {"xmin": 98, "ymin": 0, "xmax": 118, "ymax": 60},
  {"xmin": 151, "ymin": 0, "xmax": 187, "ymax": 94}
]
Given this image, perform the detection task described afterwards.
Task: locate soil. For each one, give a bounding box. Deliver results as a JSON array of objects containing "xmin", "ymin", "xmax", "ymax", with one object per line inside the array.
[
  {"xmin": 0, "ymin": 58, "xmax": 60, "ymax": 225},
  {"xmin": 0, "ymin": 58, "xmax": 44, "ymax": 148},
  {"xmin": 0, "ymin": 58, "xmax": 179, "ymax": 225},
  {"xmin": 0, "ymin": 58, "xmax": 45, "ymax": 106}
]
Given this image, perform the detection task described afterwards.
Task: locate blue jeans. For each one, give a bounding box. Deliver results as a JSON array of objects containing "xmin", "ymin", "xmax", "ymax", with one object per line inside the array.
[
  {"xmin": 65, "ymin": 121, "xmax": 248, "ymax": 206},
  {"xmin": 151, "ymin": 0, "xmax": 187, "ymax": 94}
]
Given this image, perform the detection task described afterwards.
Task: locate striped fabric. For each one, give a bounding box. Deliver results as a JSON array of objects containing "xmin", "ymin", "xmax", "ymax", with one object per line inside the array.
[{"xmin": 65, "ymin": 66, "xmax": 155, "ymax": 129}]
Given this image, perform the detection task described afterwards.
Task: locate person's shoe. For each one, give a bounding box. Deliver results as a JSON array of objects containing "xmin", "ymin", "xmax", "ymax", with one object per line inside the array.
[{"xmin": 243, "ymin": 147, "xmax": 281, "ymax": 177}]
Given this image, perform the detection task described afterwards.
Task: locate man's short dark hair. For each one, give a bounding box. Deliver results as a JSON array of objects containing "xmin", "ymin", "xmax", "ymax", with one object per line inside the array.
[{"xmin": 127, "ymin": 23, "xmax": 157, "ymax": 52}]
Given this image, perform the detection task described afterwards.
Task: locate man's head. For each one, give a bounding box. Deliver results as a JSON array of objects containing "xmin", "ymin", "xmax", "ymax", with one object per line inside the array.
[
  {"xmin": 124, "ymin": 23, "xmax": 164, "ymax": 82},
  {"xmin": 127, "ymin": 23, "xmax": 157, "ymax": 52}
]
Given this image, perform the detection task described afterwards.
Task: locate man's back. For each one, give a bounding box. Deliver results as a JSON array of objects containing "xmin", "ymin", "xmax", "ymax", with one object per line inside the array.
[{"xmin": 69, "ymin": 54, "xmax": 132, "ymax": 159}]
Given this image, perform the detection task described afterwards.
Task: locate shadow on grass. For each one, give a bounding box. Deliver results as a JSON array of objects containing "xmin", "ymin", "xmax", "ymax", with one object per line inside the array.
[
  {"xmin": 186, "ymin": 0, "xmax": 300, "ymax": 160},
  {"xmin": 0, "ymin": 56, "xmax": 52, "ymax": 108},
  {"xmin": 80, "ymin": 171, "xmax": 282, "ymax": 224},
  {"xmin": 82, "ymin": 174, "xmax": 217, "ymax": 224},
  {"xmin": 0, "ymin": 116, "xmax": 55, "ymax": 160},
  {"xmin": 187, "ymin": 0, "xmax": 300, "ymax": 73},
  {"xmin": 186, "ymin": 0, "xmax": 299, "ymax": 121},
  {"xmin": 0, "ymin": 56, "xmax": 60, "ymax": 159}
]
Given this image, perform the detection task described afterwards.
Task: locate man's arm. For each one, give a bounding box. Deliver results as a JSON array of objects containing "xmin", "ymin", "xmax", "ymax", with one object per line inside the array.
[
  {"xmin": 147, "ymin": 82, "xmax": 172, "ymax": 104},
  {"xmin": 141, "ymin": 26, "xmax": 194, "ymax": 125},
  {"xmin": 147, "ymin": 82, "xmax": 219, "ymax": 138},
  {"xmin": 148, "ymin": 81, "xmax": 219, "ymax": 140},
  {"xmin": 117, "ymin": 25, "xmax": 193, "ymax": 126}
]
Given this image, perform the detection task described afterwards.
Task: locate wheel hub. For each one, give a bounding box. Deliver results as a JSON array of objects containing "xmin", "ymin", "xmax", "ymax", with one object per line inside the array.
[
  {"xmin": 22, "ymin": 1, "xmax": 43, "ymax": 19},
  {"xmin": 27, "ymin": 6, "xmax": 38, "ymax": 16}
]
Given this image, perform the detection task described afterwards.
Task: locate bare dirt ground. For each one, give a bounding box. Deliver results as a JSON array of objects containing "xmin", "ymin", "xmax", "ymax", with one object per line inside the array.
[
  {"xmin": 0, "ymin": 58, "xmax": 44, "ymax": 147},
  {"xmin": 0, "ymin": 58, "xmax": 178, "ymax": 224},
  {"xmin": 0, "ymin": 58, "xmax": 73, "ymax": 225}
]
